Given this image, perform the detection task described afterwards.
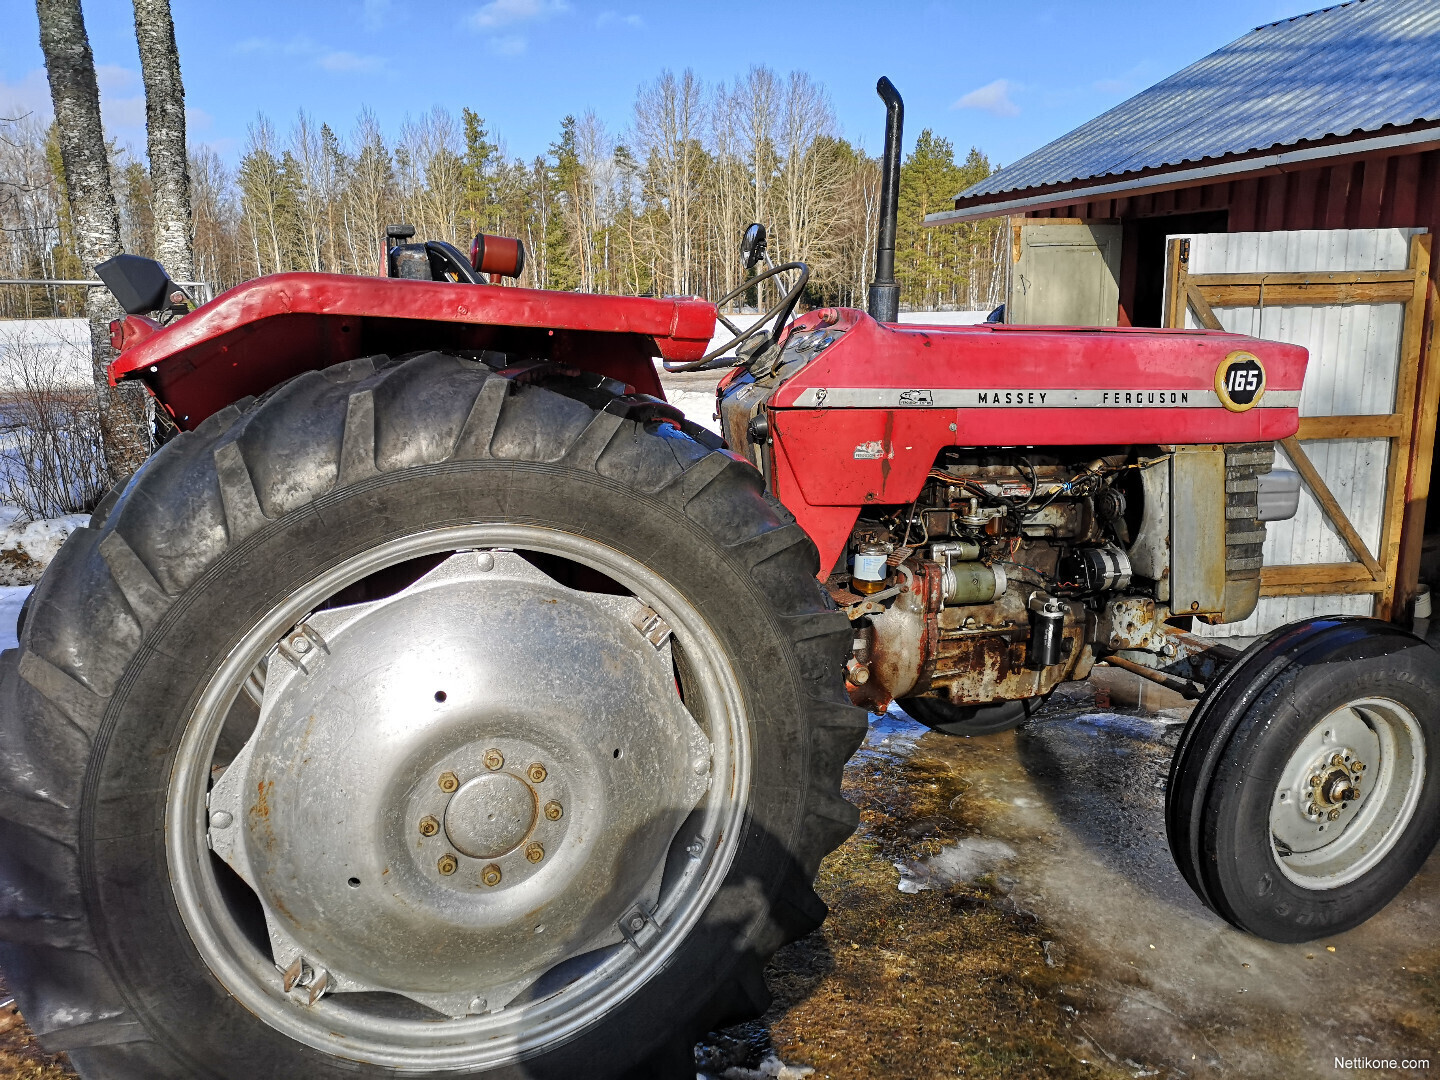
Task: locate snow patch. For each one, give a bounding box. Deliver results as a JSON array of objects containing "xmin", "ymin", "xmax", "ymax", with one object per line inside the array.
[
  {"xmin": 0, "ymin": 585, "xmax": 32, "ymax": 652},
  {"xmin": 714, "ymin": 1052, "xmax": 815, "ymax": 1079},
  {"xmin": 896, "ymin": 837, "xmax": 1017, "ymax": 893},
  {"xmin": 0, "ymin": 511, "xmax": 89, "ymax": 585},
  {"xmin": 667, "ymin": 389, "xmax": 720, "ymax": 434}
]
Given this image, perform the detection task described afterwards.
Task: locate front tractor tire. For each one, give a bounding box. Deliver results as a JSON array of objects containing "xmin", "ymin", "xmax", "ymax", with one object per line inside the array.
[
  {"xmin": 0, "ymin": 352, "xmax": 866, "ymax": 1079},
  {"xmin": 1167, "ymin": 617, "xmax": 1439, "ymax": 942}
]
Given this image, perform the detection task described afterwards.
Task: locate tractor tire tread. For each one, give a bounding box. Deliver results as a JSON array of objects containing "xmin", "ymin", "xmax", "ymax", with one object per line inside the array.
[{"xmin": 0, "ymin": 350, "xmax": 868, "ymax": 1075}]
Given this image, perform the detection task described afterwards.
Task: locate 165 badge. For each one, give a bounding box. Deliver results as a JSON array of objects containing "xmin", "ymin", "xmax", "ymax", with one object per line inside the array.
[{"xmin": 1215, "ymin": 350, "xmax": 1266, "ymax": 412}]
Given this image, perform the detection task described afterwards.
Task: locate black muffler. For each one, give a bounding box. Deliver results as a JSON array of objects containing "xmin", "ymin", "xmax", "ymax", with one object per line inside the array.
[{"xmin": 866, "ymin": 76, "xmax": 904, "ymax": 323}]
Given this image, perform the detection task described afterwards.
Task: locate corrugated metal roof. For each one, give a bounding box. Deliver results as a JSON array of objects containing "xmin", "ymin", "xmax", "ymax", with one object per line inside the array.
[{"xmin": 957, "ymin": 0, "xmax": 1440, "ymax": 203}]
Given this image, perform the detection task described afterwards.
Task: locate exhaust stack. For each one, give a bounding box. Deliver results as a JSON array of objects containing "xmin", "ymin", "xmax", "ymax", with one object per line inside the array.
[{"xmin": 867, "ymin": 76, "xmax": 903, "ymax": 323}]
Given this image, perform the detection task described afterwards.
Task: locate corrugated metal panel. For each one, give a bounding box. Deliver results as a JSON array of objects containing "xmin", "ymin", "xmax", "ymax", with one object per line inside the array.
[
  {"xmin": 960, "ymin": 0, "xmax": 1440, "ymax": 202},
  {"xmin": 1176, "ymin": 227, "xmax": 1424, "ymax": 637}
]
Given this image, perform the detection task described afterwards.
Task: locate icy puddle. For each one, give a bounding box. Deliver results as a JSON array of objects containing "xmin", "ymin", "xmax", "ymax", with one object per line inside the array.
[{"xmin": 700, "ymin": 690, "xmax": 1439, "ymax": 1080}]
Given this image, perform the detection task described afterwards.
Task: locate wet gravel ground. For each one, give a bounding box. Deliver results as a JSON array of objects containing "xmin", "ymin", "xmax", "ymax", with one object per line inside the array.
[
  {"xmin": 697, "ymin": 685, "xmax": 1439, "ymax": 1079},
  {"xmin": 3, "ymin": 683, "xmax": 1435, "ymax": 1080}
]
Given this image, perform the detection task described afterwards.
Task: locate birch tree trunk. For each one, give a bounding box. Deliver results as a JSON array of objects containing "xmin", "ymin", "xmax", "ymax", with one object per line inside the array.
[
  {"xmin": 36, "ymin": 0, "xmax": 148, "ymax": 477},
  {"xmin": 132, "ymin": 0, "xmax": 192, "ymax": 282}
]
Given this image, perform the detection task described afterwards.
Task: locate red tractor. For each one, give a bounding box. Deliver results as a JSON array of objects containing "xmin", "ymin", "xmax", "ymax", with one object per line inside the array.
[{"xmin": 1, "ymin": 79, "xmax": 1435, "ymax": 1079}]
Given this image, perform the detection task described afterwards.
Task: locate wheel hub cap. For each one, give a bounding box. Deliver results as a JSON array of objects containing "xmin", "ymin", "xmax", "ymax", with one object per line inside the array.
[
  {"xmin": 1270, "ymin": 697, "xmax": 1424, "ymax": 890},
  {"xmin": 208, "ymin": 549, "xmax": 713, "ymax": 1016},
  {"xmin": 446, "ymin": 772, "xmax": 537, "ymax": 860}
]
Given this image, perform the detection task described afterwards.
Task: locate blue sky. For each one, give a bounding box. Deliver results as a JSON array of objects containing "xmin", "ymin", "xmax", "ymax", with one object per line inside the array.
[{"xmin": 1, "ymin": 0, "xmax": 1318, "ymax": 171}]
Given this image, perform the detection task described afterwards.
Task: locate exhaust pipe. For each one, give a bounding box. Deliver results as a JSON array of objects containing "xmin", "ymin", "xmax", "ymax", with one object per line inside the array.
[{"xmin": 867, "ymin": 76, "xmax": 903, "ymax": 323}]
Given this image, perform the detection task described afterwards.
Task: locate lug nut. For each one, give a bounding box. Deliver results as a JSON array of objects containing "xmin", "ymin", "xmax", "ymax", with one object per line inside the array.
[
  {"xmin": 527, "ymin": 762, "xmax": 547, "ymax": 783},
  {"xmin": 484, "ymin": 749, "xmax": 504, "ymax": 771},
  {"xmin": 544, "ymin": 801, "xmax": 563, "ymax": 821},
  {"xmin": 1352, "ymin": 761, "xmax": 1365, "ymax": 772},
  {"xmin": 437, "ymin": 854, "xmax": 458, "ymax": 875},
  {"xmin": 481, "ymin": 864, "xmax": 502, "ymax": 887},
  {"xmin": 1307, "ymin": 803, "xmax": 1322, "ymax": 817},
  {"xmin": 1331, "ymin": 754, "xmax": 1346, "ymax": 767},
  {"xmin": 418, "ymin": 815, "xmax": 440, "ymax": 837},
  {"xmin": 1309, "ymin": 774, "xmax": 1324, "ymax": 787},
  {"xmin": 438, "ymin": 771, "xmax": 460, "ymax": 793},
  {"xmin": 526, "ymin": 843, "xmax": 545, "ymax": 863}
]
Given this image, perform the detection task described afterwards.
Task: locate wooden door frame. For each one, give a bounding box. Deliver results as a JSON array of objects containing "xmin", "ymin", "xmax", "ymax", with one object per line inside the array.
[{"xmin": 1164, "ymin": 233, "xmax": 1434, "ymax": 620}]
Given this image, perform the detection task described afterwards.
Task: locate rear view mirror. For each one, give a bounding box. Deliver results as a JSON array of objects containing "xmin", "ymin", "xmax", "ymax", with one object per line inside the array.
[
  {"xmin": 96, "ymin": 253, "xmax": 175, "ymax": 315},
  {"xmin": 740, "ymin": 223, "xmax": 767, "ymax": 270}
]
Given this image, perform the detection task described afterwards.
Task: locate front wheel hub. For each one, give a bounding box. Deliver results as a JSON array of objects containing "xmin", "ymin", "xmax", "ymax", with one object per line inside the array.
[{"xmin": 208, "ymin": 549, "xmax": 712, "ymax": 1017}]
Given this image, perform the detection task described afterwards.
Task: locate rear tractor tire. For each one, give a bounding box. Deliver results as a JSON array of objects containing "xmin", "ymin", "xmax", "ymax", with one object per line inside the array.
[
  {"xmin": 1167, "ymin": 617, "xmax": 1439, "ymax": 942},
  {"xmin": 0, "ymin": 352, "xmax": 867, "ymax": 1079}
]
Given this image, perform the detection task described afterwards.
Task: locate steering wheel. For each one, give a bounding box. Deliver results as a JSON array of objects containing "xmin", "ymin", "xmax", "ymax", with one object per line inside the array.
[{"xmin": 664, "ymin": 260, "xmax": 810, "ymax": 373}]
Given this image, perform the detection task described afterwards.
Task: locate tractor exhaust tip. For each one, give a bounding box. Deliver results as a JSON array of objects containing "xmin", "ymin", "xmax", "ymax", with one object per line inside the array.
[{"xmin": 867, "ymin": 76, "xmax": 903, "ymax": 324}]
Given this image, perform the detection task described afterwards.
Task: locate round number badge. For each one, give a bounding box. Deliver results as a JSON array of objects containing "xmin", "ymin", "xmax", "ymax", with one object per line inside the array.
[{"xmin": 1215, "ymin": 351, "xmax": 1267, "ymax": 412}]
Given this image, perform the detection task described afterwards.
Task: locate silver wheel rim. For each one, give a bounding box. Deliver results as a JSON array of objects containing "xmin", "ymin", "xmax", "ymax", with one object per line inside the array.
[
  {"xmin": 1269, "ymin": 696, "xmax": 1425, "ymax": 890},
  {"xmin": 166, "ymin": 525, "xmax": 749, "ymax": 1069}
]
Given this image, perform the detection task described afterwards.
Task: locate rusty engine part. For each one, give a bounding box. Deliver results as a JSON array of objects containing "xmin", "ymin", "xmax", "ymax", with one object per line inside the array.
[{"xmin": 836, "ymin": 444, "xmax": 1270, "ymax": 713}]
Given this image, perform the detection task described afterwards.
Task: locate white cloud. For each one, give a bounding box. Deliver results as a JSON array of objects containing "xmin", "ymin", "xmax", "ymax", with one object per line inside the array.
[
  {"xmin": 318, "ymin": 50, "xmax": 385, "ymax": 73},
  {"xmin": 486, "ymin": 34, "xmax": 528, "ymax": 55},
  {"xmin": 0, "ymin": 69, "xmax": 52, "ymax": 123},
  {"xmin": 596, "ymin": 10, "xmax": 642, "ymax": 27},
  {"xmin": 95, "ymin": 64, "xmax": 141, "ymax": 96},
  {"xmin": 953, "ymin": 78, "xmax": 1021, "ymax": 117},
  {"xmin": 468, "ymin": 0, "xmax": 569, "ymax": 30}
]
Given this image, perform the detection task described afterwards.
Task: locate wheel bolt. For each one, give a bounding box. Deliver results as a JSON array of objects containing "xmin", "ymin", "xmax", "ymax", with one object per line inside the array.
[
  {"xmin": 544, "ymin": 801, "xmax": 563, "ymax": 821},
  {"xmin": 528, "ymin": 762, "xmax": 547, "ymax": 783},
  {"xmin": 1331, "ymin": 754, "xmax": 1345, "ymax": 767},
  {"xmin": 1327, "ymin": 808, "xmax": 1341, "ymax": 821},
  {"xmin": 526, "ymin": 843, "xmax": 545, "ymax": 863},
  {"xmin": 418, "ymin": 815, "xmax": 440, "ymax": 837},
  {"xmin": 481, "ymin": 864, "xmax": 502, "ymax": 887},
  {"xmin": 1352, "ymin": 761, "xmax": 1365, "ymax": 772},
  {"xmin": 438, "ymin": 771, "xmax": 460, "ymax": 793},
  {"xmin": 437, "ymin": 854, "xmax": 458, "ymax": 875},
  {"xmin": 1307, "ymin": 803, "xmax": 1322, "ymax": 817},
  {"xmin": 484, "ymin": 749, "xmax": 504, "ymax": 771},
  {"xmin": 1309, "ymin": 774, "xmax": 1323, "ymax": 787}
]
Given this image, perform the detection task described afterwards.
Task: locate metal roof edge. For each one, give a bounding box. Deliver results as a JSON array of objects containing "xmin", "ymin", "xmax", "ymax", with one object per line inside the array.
[{"xmin": 925, "ymin": 123, "xmax": 1440, "ymax": 225}]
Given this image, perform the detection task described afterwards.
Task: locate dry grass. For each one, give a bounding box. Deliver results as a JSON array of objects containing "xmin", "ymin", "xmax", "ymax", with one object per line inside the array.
[
  {"xmin": 0, "ymin": 979, "xmax": 75, "ymax": 1080},
  {"xmin": 702, "ymin": 737, "xmax": 1125, "ymax": 1080}
]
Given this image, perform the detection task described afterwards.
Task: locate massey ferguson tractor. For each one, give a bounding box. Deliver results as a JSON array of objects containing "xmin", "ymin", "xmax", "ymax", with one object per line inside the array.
[{"xmin": 1, "ymin": 78, "xmax": 1435, "ymax": 1079}]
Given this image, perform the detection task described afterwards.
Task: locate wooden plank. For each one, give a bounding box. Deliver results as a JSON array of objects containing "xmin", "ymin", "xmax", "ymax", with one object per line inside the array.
[
  {"xmin": 1280, "ymin": 435, "xmax": 1385, "ymax": 578},
  {"xmin": 1394, "ymin": 259, "xmax": 1440, "ymax": 622},
  {"xmin": 1187, "ymin": 270, "xmax": 1418, "ymax": 287},
  {"xmin": 1260, "ymin": 578, "xmax": 1386, "ymax": 598},
  {"xmin": 1296, "ymin": 414, "xmax": 1405, "ymax": 440},
  {"xmin": 1185, "ymin": 282, "xmax": 1225, "ymax": 331},
  {"xmin": 1164, "ymin": 237, "xmax": 1187, "ymax": 329},
  {"xmin": 1200, "ymin": 282, "xmax": 1415, "ymax": 307},
  {"xmin": 1261, "ymin": 562, "xmax": 1376, "ymax": 587},
  {"xmin": 1377, "ymin": 232, "xmax": 1432, "ymax": 620}
]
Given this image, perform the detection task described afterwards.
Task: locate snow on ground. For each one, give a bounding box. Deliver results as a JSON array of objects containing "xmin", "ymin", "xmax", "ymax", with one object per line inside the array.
[
  {"xmin": 0, "ymin": 586, "xmax": 30, "ymax": 652},
  {"xmin": 0, "ymin": 507, "xmax": 88, "ymax": 586},
  {"xmin": 668, "ymin": 389, "xmax": 721, "ymax": 434}
]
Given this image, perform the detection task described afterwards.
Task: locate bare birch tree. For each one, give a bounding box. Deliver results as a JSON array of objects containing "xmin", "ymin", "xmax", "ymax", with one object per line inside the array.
[
  {"xmin": 132, "ymin": 0, "xmax": 191, "ymax": 281},
  {"xmin": 36, "ymin": 0, "xmax": 146, "ymax": 474}
]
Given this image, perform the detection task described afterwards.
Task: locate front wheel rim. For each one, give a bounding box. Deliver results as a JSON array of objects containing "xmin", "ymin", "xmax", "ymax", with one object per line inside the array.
[
  {"xmin": 1269, "ymin": 696, "xmax": 1425, "ymax": 891},
  {"xmin": 166, "ymin": 524, "xmax": 750, "ymax": 1070}
]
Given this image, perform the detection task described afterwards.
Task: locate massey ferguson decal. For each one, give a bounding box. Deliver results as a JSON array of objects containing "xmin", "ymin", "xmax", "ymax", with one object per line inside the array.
[{"xmin": 789, "ymin": 386, "xmax": 1300, "ymax": 409}]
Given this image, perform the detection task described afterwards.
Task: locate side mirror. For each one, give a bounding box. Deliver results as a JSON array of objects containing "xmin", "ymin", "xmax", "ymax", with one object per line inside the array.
[{"xmin": 740, "ymin": 223, "xmax": 767, "ymax": 270}]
